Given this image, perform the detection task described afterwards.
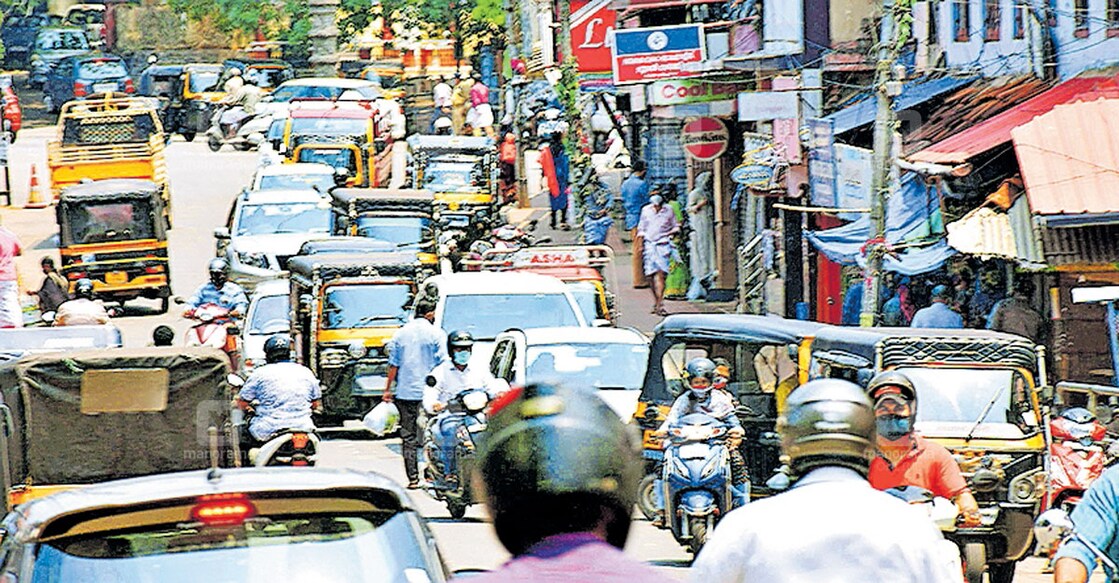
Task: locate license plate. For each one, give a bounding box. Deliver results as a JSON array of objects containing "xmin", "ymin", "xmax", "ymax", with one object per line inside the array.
[
  {"xmin": 93, "ymin": 82, "xmax": 117, "ymax": 93},
  {"xmin": 642, "ymin": 429, "xmax": 664, "ymax": 450},
  {"xmin": 351, "ymin": 363, "xmax": 387, "ymax": 397},
  {"xmin": 104, "ymin": 271, "xmax": 128, "ymax": 285}
]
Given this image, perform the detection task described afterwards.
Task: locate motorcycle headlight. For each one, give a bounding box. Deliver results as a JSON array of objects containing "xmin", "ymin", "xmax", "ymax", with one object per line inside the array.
[
  {"xmin": 236, "ymin": 251, "xmax": 269, "ymax": 269},
  {"xmin": 347, "ymin": 342, "xmax": 367, "ymax": 359},
  {"xmin": 462, "ymin": 390, "xmax": 489, "ymax": 412}
]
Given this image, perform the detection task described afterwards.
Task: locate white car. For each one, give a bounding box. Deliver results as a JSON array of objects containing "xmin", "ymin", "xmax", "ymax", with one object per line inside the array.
[
  {"xmin": 422, "ymin": 272, "xmax": 588, "ymax": 368},
  {"xmin": 214, "ymin": 189, "xmax": 332, "ymax": 292},
  {"xmin": 258, "ymin": 78, "xmax": 383, "ymax": 118},
  {"xmin": 489, "ymin": 327, "xmax": 649, "ymax": 420},
  {"xmin": 251, "ymin": 162, "xmax": 336, "ymax": 192},
  {"xmin": 240, "ymin": 279, "xmax": 290, "ymax": 372}
]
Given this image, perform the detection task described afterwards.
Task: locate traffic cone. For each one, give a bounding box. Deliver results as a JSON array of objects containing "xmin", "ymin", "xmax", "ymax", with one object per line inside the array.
[{"xmin": 23, "ymin": 165, "xmax": 48, "ymax": 209}]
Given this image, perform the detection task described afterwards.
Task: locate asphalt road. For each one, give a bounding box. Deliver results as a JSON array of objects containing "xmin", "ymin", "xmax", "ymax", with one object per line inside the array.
[{"xmin": 2, "ymin": 129, "xmax": 1074, "ymax": 582}]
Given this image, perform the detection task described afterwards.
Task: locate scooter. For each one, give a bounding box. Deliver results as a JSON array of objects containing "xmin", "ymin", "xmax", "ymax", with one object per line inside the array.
[
  {"xmin": 886, "ymin": 486, "xmax": 966, "ymax": 577},
  {"xmin": 1036, "ymin": 508, "xmax": 1119, "ymax": 581},
  {"xmin": 422, "ymin": 380, "xmax": 491, "ymax": 519},
  {"xmin": 206, "ymin": 104, "xmax": 270, "ymax": 152},
  {"xmin": 1048, "ymin": 406, "xmax": 1110, "ymax": 513},
  {"xmin": 660, "ymin": 413, "xmax": 734, "ymax": 554},
  {"xmin": 227, "ymin": 374, "xmax": 320, "ymax": 467},
  {"xmin": 182, "ymin": 301, "xmax": 242, "ymax": 370}
]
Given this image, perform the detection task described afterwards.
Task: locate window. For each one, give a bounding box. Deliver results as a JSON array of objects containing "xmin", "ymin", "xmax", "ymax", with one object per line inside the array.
[
  {"xmin": 1075, "ymin": 0, "xmax": 1090, "ymax": 37},
  {"xmin": 984, "ymin": 0, "xmax": 1000, "ymax": 41},
  {"xmin": 1013, "ymin": 2, "xmax": 1026, "ymax": 39},
  {"xmin": 1109, "ymin": 0, "xmax": 1119, "ymax": 35},
  {"xmin": 953, "ymin": 0, "xmax": 971, "ymax": 41},
  {"xmin": 929, "ymin": 0, "xmax": 940, "ymax": 44}
]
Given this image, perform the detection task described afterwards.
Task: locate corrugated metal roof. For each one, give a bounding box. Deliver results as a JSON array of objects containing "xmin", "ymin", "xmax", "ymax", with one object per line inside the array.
[
  {"xmin": 909, "ymin": 74, "xmax": 1119, "ymax": 164},
  {"xmin": 1012, "ymin": 98, "xmax": 1119, "ymax": 216},
  {"xmin": 947, "ymin": 207, "xmax": 1020, "ymax": 259},
  {"xmin": 1041, "ymin": 223, "xmax": 1119, "ymax": 268},
  {"xmin": 824, "ymin": 75, "xmax": 978, "ymax": 135}
]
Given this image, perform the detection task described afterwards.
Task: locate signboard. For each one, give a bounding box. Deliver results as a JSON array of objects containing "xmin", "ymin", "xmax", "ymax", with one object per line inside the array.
[
  {"xmin": 835, "ymin": 144, "xmax": 873, "ymax": 220},
  {"xmin": 731, "ymin": 132, "xmax": 781, "ymax": 189},
  {"xmin": 771, "ymin": 76, "xmax": 802, "ymax": 163},
  {"xmin": 649, "ymin": 79, "xmax": 746, "ymax": 106},
  {"xmin": 571, "ymin": 0, "xmax": 616, "ymax": 74},
  {"xmin": 807, "ymin": 118, "xmax": 836, "ymax": 207},
  {"xmin": 611, "ymin": 24, "xmax": 705, "ymax": 85},
  {"xmin": 681, "ymin": 117, "xmax": 728, "ymax": 161},
  {"xmin": 737, "ymin": 91, "xmax": 799, "ymax": 121},
  {"xmin": 511, "ymin": 247, "xmax": 591, "ymax": 268}
]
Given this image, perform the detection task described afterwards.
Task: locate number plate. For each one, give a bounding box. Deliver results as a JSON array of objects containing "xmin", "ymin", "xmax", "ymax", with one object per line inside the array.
[
  {"xmin": 105, "ymin": 271, "xmax": 128, "ymax": 285},
  {"xmin": 642, "ymin": 429, "xmax": 664, "ymax": 450},
  {"xmin": 93, "ymin": 83, "xmax": 117, "ymax": 93}
]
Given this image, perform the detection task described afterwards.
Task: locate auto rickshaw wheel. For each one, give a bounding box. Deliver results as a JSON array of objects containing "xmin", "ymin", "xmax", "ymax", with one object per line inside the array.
[
  {"xmin": 207, "ymin": 135, "xmax": 223, "ymax": 152},
  {"xmin": 962, "ymin": 542, "xmax": 986, "ymax": 583},
  {"xmin": 987, "ymin": 561, "xmax": 1015, "ymax": 583},
  {"xmin": 446, "ymin": 498, "xmax": 467, "ymax": 520},
  {"xmin": 181, "ymin": 132, "xmax": 196, "ymax": 142},
  {"xmin": 637, "ymin": 474, "xmax": 659, "ymax": 521}
]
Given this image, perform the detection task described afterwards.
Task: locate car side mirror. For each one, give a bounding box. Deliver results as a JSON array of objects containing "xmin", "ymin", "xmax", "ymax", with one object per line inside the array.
[{"xmin": 213, "ymin": 226, "xmax": 230, "ymax": 239}]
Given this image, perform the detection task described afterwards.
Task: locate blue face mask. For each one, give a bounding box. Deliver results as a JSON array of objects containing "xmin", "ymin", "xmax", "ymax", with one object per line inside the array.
[
  {"xmin": 876, "ymin": 415, "xmax": 912, "ymax": 441},
  {"xmin": 452, "ymin": 350, "xmax": 471, "ymax": 366}
]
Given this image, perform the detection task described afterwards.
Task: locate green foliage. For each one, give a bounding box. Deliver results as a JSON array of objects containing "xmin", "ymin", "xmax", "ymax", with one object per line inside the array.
[
  {"xmin": 167, "ymin": 0, "xmax": 311, "ymax": 58},
  {"xmin": 471, "ymin": 0, "xmax": 504, "ymax": 29}
]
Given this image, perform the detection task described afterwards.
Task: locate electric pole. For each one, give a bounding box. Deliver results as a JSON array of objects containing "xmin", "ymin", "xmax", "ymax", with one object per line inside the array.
[{"xmin": 859, "ymin": 0, "xmax": 903, "ymax": 327}]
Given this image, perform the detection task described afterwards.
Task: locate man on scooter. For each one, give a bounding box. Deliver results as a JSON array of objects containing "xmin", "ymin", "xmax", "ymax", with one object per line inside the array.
[
  {"xmin": 213, "ymin": 71, "xmax": 262, "ymax": 139},
  {"xmin": 54, "ymin": 278, "xmax": 109, "ymax": 326},
  {"xmin": 651, "ymin": 357, "xmax": 749, "ymax": 525},
  {"xmin": 184, "ymin": 258, "xmax": 248, "ymax": 318},
  {"xmin": 423, "ymin": 330, "xmax": 498, "ymax": 414},
  {"xmin": 865, "ymin": 371, "xmax": 982, "ymax": 527},
  {"xmin": 236, "ymin": 335, "xmax": 322, "ymax": 445}
]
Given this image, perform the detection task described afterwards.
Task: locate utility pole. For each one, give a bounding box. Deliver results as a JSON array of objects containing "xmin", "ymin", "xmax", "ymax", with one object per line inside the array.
[{"xmin": 859, "ymin": 0, "xmax": 903, "ymax": 327}]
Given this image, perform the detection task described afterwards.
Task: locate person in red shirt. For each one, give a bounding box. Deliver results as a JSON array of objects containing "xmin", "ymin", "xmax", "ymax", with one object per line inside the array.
[
  {"xmin": 0, "ymin": 218, "xmax": 23, "ymax": 328},
  {"xmin": 866, "ymin": 371, "xmax": 981, "ymax": 527}
]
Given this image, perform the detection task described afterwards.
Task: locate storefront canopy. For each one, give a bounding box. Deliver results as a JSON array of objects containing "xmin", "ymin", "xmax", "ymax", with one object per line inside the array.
[{"xmin": 823, "ymin": 75, "xmax": 977, "ymax": 135}]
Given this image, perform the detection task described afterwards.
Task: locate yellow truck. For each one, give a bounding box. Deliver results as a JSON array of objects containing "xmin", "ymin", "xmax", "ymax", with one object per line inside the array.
[{"xmin": 47, "ymin": 95, "xmax": 171, "ymax": 214}]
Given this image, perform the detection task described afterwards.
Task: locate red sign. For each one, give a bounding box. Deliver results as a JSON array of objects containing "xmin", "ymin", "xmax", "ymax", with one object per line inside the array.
[
  {"xmin": 571, "ymin": 0, "xmax": 616, "ymax": 74},
  {"xmin": 681, "ymin": 117, "xmax": 729, "ymax": 161}
]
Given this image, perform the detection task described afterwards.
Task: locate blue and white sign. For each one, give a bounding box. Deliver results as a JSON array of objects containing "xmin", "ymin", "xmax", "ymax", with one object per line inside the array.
[
  {"xmin": 611, "ymin": 24, "xmax": 705, "ymax": 85},
  {"xmin": 807, "ymin": 117, "xmax": 836, "ymax": 207}
]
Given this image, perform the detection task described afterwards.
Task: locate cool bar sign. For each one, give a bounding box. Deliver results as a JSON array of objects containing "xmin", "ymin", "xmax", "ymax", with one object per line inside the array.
[
  {"xmin": 611, "ymin": 24, "xmax": 705, "ymax": 85},
  {"xmin": 649, "ymin": 79, "xmax": 745, "ymax": 106}
]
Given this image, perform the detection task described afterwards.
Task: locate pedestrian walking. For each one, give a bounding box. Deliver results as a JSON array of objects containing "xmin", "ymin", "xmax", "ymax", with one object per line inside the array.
[
  {"xmin": 638, "ymin": 193, "xmax": 680, "ymax": 316},
  {"xmin": 619, "ymin": 161, "xmax": 649, "ymax": 289},
  {"xmin": 540, "ymin": 134, "xmax": 570, "ymax": 230},
  {"xmin": 910, "ymin": 284, "xmax": 963, "ymax": 328},
  {"xmin": 432, "ymin": 76, "xmax": 452, "ymax": 109},
  {"xmin": 25, "ymin": 256, "xmax": 68, "ymax": 314},
  {"xmin": 469, "ymin": 74, "xmax": 495, "ymax": 138},
  {"xmin": 450, "ymin": 74, "xmax": 471, "ymax": 135},
  {"xmin": 988, "ymin": 277, "xmax": 1046, "ymax": 342},
  {"xmin": 498, "ymin": 132, "xmax": 517, "ymax": 204},
  {"xmin": 662, "ymin": 184, "xmax": 689, "ymax": 300},
  {"xmin": 0, "ymin": 217, "xmax": 23, "ymax": 328},
  {"xmin": 382, "ymin": 297, "xmax": 446, "ymax": 489}
]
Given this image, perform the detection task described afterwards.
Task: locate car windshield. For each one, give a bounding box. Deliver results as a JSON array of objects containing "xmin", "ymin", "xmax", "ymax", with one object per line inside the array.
[
  {"xmin": 291, "ymin": 118, "xmax": 369, "ymax": 136},
  {"xmin": 322, "ymin": 284, "xmax": 412, "ymax": 329},
  {"xmin": 354, "ymin": 216, "xmax": 432, "ymax": 248},
  {"xmin": 245, "ymin": 67, "xmax": 288, "ymax": 89},
  {"xmin": 296, "ymin": 148, "xmax": 356, "ymax": 172},
  {"xmin": 188, "ymin": 69, "xmax": 222, "ymax": 93},
  {"xmin": 30, "ymin": 512, "xmax": 438, "ymax": 582},
  {"xmin": 248, "ymin": 294, "xmax": 290, "ymax": 335},
  {"xmin": 423, "ymin": 160, "xmax": 483, "ymax": 193},
  {"xmin": 69, "ymin": 201, "xmax": 154, "ymax": 244},
  {"xmin": 36, "ymin": 30, "xmax": 89, "ymax": 51},
  {"xmin": 441, "ymin": 293, "xmax": 580, "ymax": 340},
  {"xmin": 271, "ymin": 85, "xmax": 347, "ymax": 102},
  {"xmin": 235, "ymin": 202, "xmax": 330, "ymax": 236},
  {"xmin": 257, "ymin": 173, "xmax": 335, "ymax": 192},
  {"xmin": 527, "ymin": 342, "xmax": 649, "ymax": 390},
  {"xmin": 78, "ymin": 59, "xmax": 127, "ymax": 79},
  {"xmin": 898, "ymin": 367, "xmax": 1037, "ymax": 438},
  {"xmin": 566, "ymin": 281, "xmax": 602, "ymax": 322}
]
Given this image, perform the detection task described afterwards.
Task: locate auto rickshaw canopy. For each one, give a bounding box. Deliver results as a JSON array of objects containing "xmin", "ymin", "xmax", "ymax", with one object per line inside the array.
[
  {"xmin": 298, "ymin": 237, "xmax": 398, "ymax": 256},
  {"xmin": 329, "ymin": 188, "xmax": 435, "ymax": 216},
  {"xmin": 288, "ymin": 252, "xmax": 422, "ymax": 286},
  {"xmin": 56, "ymin": 179, "xmax": 167, "ymax": 247}
]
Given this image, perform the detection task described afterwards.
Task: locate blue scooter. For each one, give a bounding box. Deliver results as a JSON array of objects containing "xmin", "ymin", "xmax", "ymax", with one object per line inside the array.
[
  {"xmin": 661, "ymin": 413, "xmax": 735, "ymax": 554},
  {"xmin": 422, "ymin": 383, "xmax": 491, "ymax": 519}
]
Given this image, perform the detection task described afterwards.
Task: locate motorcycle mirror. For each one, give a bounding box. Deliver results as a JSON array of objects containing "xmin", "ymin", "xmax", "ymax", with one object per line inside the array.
[
  {"xmin": 1035, "ymin": 509, "xmax": 1074, "ymax": 549},
  {"xmin": 425, "ymin": 375, "xmax": 437, "ymax": 387},
  {"xmin": 172, "ymin": 296, "xmax": 186, "ymax": 305},
  {"xmin": 40, "ymin": 311, "xmax": 56, "ymax": 324},
  {"xmin": 227, "ymin": 374, "xmax": 245, "ymax": 388}
]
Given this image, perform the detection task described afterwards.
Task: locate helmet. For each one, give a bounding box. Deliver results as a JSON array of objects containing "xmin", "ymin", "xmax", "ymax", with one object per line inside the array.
[
  {"xmin": 208, "ymin": 257, "xmax": 230, "ymax": 276},
  {"xmin": 778, "ymin": 379, "xmax": 876, "ymax": 477},
  {"xmin": 866, "ymin": 370, "xmax": 918, "ymax": 415},
  {"xmin": 476, "ymin": 383, "xmax": 642, "ymax": 555},
  {"xmin": 684, "ymin": 357, "xmax": 717, "ymax": 382},
  {"xmin": 229, "ymin": 67, "xmax": 242, "ymax": 77},
  {"xmin": 263, "ymin": 335, "xmax": 292, "ymax": 364},
  {"xmin": 447, "ymin": 330, "xmax": 474, "ymax": 352},
  {"xmin": 74, "ymin": 278, "xmax": 94, "ymax": 300}
]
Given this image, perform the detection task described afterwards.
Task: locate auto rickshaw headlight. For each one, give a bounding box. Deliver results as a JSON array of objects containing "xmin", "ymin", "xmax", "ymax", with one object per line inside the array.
[
  {"xmin": 1008, "ymin": 467, "xmax": 1045, "ymax": 503},
  {"xmin": 970, "ymin": 467, "xmax": 1003, "ymax": 493},
  {"xmin": 347, "ymin": 342, "xmax": 367, "ymax": 359}
]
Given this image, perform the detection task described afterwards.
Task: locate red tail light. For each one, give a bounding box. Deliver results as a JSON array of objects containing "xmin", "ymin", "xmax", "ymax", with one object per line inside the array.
[
  {"xmin": 290, "ymin": 433, "xmax": 309, "ymax": 449},
  {"xmin": 124, "ymin": 79, "xmax": 135, "ymax": 93},
  {"xmin": 73, "ymin": 82, "xmax": 87, "ymax": 97},
  {"xmin": 66, "ymin": 271, "xmax": 87, "ymax": 280},
  {"xmin": 190, "ymin": 494, "xmax": 256, "ymax": 525},
  {"xmin": 144, "ymin": 265, "xmax": 164, "ymax": 274}
]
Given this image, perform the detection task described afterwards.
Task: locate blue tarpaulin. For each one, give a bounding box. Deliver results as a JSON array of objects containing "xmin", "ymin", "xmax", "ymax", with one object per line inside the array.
[
  {"xmin": 825, "ymin": 76, "xmax": 978, "ymax": 135},
  {"xmin": 806, "ymin": 172, "xmax": 956, "ymax": 275}
]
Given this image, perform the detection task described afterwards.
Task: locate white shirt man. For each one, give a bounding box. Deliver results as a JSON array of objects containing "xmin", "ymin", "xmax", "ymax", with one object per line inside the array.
[
  {"xmin": 55, "ymin": 298, "xmax": 109, "ymax": 326},
  {"xmin": 433, "ymin": 79, "xmax": 453, "ymax": 109},
  {"xmin": 423, "ymin": 360, "xmax": 499, "ymax": 414}
]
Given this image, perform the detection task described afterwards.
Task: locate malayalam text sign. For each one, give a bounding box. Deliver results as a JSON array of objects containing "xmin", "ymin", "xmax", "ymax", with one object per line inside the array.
[{"xmin": 611, "ymin": 25, "xmax": 705, "ymax": 85}]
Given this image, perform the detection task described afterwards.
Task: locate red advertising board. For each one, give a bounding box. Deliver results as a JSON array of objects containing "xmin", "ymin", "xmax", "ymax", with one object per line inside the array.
[
  {"xmin": 681, "ymin": 117, "xmax": 728, "ymax": 161},
  {"xmin": 571, "ymin": 0, "xmax": 616, "ymax": 74}
]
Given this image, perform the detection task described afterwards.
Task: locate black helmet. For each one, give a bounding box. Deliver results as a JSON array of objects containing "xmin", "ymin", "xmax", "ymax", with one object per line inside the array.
[
  {"xmin": 778, "ymin": 379, "xmax": 876, "ymax": 477},
  {"xmin": 866, "ymin": 371, "xmax": 918, "ymax": 415},
  {"xmin": 476, "ymin": 383, "xmax": 642, "ymax": 555},
  {"xmin": 208, "ymin": 257, "xmax": 230, "ymax": 276},
  {"xmin": 152, "ymin": 325, "xmax": 175, "ymax": 346},
  {"xmin": 263, "ymin": 335, "xmax": 292, "ymax": 364},
  {"xmin": 447, "ymin": 330, "xmax": 474, "ymax": 352},
  {"xmin": 74, "ymin": 278, "xmax": 94, "ymax": 300}
]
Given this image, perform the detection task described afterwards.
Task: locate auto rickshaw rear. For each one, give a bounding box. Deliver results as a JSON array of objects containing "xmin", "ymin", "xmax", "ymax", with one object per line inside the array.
[{"xmin": 328, "ymin": 188, "xmax": 440, "ymax": 268}]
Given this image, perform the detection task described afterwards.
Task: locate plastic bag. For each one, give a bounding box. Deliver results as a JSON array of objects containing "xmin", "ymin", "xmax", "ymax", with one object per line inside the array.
[
  {"xmin": 687, "ymin": 276, "xmax": 708, "ymax": 302},
  {"xmin": 363, "ymin": 402, "xmax": 399, "ymax": 437}
]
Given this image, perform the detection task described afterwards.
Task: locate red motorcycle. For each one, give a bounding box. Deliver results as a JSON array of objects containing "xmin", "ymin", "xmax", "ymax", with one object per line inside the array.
[
  {"xmin": 183, "ymin": 303, "xmax": 242, "ymax": 371},
  {"xmin": 1047, "ymin": 406, "xmax": 1109, "ymax": 514}
]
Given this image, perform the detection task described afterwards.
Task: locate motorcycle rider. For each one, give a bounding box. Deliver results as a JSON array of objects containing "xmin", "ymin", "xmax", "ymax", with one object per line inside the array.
[
  {"xmin": 214, "ymin": 70, "xmax": 262, "ymax": 138},
  {"xmin": 422, "ymin": 330, "xmax": 498, "ymax": 414},
  {"xmin": 690, "ymin": 379, "xmax": 959, "ymax": 582},
  {"xmin": 1052, "ymin": 465, "xmax": 1119, "ymax": 582},
  {"xmin": 652, "ymin": 357, "xmax": 748, "ymax": 523},
  {"xmin": 184, "ymin": 258, "xmax": 248, "ymax": 319},
  {"xmin": 54, "ymin": 278, "xmax": 110, "ymax": 326},
  {"xmin": 864, "ymin": 371, "xmax": 982, "ymax": 527},
  {"xmin": 469, "ymin": 382, "xmax": 675, "ymax": 583},
  {"xmin": 236, "ymin": 335, "xmax": 322, "ymax": 445}
]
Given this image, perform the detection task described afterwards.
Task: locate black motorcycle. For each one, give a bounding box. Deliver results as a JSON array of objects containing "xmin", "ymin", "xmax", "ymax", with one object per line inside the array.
[{"xmin": 422, "ymin": 379, "xmax": 491, "ymax": 519}]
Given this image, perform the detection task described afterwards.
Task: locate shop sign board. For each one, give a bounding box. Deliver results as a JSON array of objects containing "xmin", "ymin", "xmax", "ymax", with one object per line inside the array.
[
  {"xmin": 807, "ymin": 117, "xmax": 836, "ymax": 207},
  {"xmin": 571, "ymin": 0, "xmax": 616, "ymax": 74},
  {"xmin": 611, "ymin": 24, "xmax": 705, "ymax": 85},
  {"xmin": 681, "ymin": 117, "xmax": 728, "ymax": 161},
  {"xmin": 835, "ymin": 144, "xmax": 872, "ymax": 221},
  {"xmin": 737, "ymin": 91, "xmax": 799, "ymax": 122},
  {"xmin": 649, "ymin": 79, "xmax": 746, "ymax": 106}
]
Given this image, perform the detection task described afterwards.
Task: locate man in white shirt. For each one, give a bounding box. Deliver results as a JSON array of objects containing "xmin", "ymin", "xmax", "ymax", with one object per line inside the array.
[
  {"xmin": 54, "ymin": 278, "xmax": 109, "ymax": 326},
  {"xmin": 432, "ymin": 76, "xmax": 453, "ymax": 109},
  {"xmin": 423, "ymin": 330, "xmax": 498, "ymax": 414}
]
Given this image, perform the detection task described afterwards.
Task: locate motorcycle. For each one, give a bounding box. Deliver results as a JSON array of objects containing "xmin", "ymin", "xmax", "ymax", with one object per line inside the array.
[
  {"xmin": 886, "ymin": 486, "xmax": 966, "ymax": 576},
  {"xmin": 206, "ymin": 104, "xmax": 270, "ymax": 152},
  {"xmin": 1036, "ymin": 508, "xmax": 1119, "ymax": 581},
  {"xmin": 422, "ymin": 379, "xmax": 491, "ymax": 519},
  {"xmin": 660, "ymin": 413, "xmax": 734, "ymax": 554},
  {"xmin": 227, "ymin": 374, "xmax": 320, "ymax": 467},
  {"xmin": 1048, "ymin": 406, "xmax": 1110, "ymax": 513},
  {"xmin": 181, "ymin": 301, "xmax": 242, "ymax": 371}
]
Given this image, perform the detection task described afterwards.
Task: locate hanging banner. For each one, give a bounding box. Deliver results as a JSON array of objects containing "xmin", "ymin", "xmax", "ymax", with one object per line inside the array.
[
  {"xmin": 611, "ymin": 24, "xmax": 706, "ymax": 85},
  {"xmin": 737, "ymin": 91, "xmax": 798, "ymax": 121},
  {"xmin": 731, "ymin": 132, "xmax": 781, "ymax": 189},
  {"xmin": 681, "ymin": 117, "xmax": 728, "ymax": 161},
  {"xmin": 835, "ymin": 144, "xmax": 873, "ymax": 221},
  {"xmin": 807, "ymin": 118, "xmax": 836, "ymax": 207}
]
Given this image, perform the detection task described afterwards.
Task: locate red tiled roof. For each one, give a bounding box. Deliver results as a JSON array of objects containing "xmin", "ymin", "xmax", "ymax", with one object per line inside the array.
[{"xmin": 903, "ymin": 76, "xmax": 1049, "ymax": 155}]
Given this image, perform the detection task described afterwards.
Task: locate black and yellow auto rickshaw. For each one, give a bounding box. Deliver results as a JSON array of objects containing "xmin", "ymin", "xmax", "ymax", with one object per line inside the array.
[
  {"xmin": 328, "ymin": 188, "xmax": 439, "ymax": 269},
  {"xmin": 288, "ymin": 252, "xmax": 422, "ymax": 422},
  {"xmin": 407, "ymin": 135, "xmax": 499, "ymax": 232},
  {"xmin": 224, "ymin": 58, "xmax": 294, "ymax": 93},
  {"xmin": 809, "ymin": 327, "xmax": 1049, "ymax": 583},
  {"xmin": 56, "ymin": 179, "xmax": 171, "ymax": 312},
  {"xmin": 137, "ymin": 64, "xmax": 182, "ymax": 139},
  {"xmin": 635, "ymin": 314, "xmax": 830, "ymax": 516},
  {"xmin": 176, "ymin": 63, "xmax": 225, "ymax": 142}
]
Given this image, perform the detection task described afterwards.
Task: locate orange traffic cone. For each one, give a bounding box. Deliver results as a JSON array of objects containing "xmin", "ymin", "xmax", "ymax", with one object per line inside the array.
[{"xmin": 24, "ymin": 164, "xmax": 47, "ymax": 209}]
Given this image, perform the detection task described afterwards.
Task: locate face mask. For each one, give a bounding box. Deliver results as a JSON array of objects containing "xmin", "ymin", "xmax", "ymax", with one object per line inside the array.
[
  {"xmin": 650, "ymin": 195, "xmax": 663, "ymax": 206},
  {"xmin": 452, "ymin": 350, "xmax": 471, "ymax": 366},
  {"xmin": 690, "ymin": 386, "xmax": 711, "ymax": 399},
  {"xmin": 876, "ymin": 415, "xmax": 912, "ymax": 441}
]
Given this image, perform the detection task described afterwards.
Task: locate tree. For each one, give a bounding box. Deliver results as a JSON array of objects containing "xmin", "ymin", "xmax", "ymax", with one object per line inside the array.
[{"xmin": 167, "ymin": 0, "xmax": 312, "ymax": 62}]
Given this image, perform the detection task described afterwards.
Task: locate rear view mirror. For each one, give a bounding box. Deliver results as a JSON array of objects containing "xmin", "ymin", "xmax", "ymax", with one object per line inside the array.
[{"xmin": 213, "ymin": 226, "xmax": 230, "ymax": 239}]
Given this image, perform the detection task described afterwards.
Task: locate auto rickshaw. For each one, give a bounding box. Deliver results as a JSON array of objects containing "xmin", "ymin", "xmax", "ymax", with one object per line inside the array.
[
  {"xmin": 174, "ymin": 63, "xmax": 225, "ymax": 142},
  {"xmin": 137, "ymin": 63, "xmax": 182, "ymax": 138},
  {"xmin": 328, "ymin": 188, "xmax": 440, "ymax": 269},
  {"xmin": 635, "ymin": 314, "xmax": 830, "ymax": 517},
  {"xmin": 476, "ymin": 245, "xmax": 619, "ymax": 325},
  {"xmin": 0, "ymin": 347, "xmax": 236, "ymax": 509},
  {"xmin": 407, "ymin": 135, "xmax": 498, "ymax": 231},
  {"xmin": 288, "ymin": 252, "xmax": 422, "ymax": 422},
  {"xmin": 809, "ymin": 327, "xmax": 1049, "ymax": 583},
  {"xmin": 56, "ymin": 179, "xmax": 171, "ymax": 311},
  {"xmin": 223, "ymin": 58, "xmax": 294, "ymax": 93}
]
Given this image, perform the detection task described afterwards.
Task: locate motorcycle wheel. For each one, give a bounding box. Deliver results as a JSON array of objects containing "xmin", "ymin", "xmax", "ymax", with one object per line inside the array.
[
  {"xmin": 987, "ymin": 561, "xmax": 1015, "ymax": 583},
  {"xmin": 233, "ymin": 142, "xmax": 253, "ymax": 152},
  {"xmin": 637, "ymin": 474, "xmax": 659, "ymax": 521},
  {"xmin": 687, "ymin": 517, "xmax": 708, "ymax": 555},
  {"xmin": 446, "ymin": 499, "xmax": 468, "ymax": 520},
  {"xmin": 962, "ymin": 542, "xmax": 986, "ymax": 583},
  {"xmin": 207, "ymin": 135, "xmax": 223, "ymax": 152},
  {"xmin": 181, "ymin": 131, "xmax": 196, "ymax": 142}
]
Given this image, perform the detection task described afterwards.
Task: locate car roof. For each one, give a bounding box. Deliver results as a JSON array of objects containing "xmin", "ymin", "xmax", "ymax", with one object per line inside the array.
[
  {"xmin": 515, "ymin": 326, "xmax": 648, "ymax": 345},
  {"xmin": 250, "ymin": 278, "xmax": 290, "ymax": 297},
  {"xmin": 427, "ymin": 272, "xmax": 571, "ymax": 295},
  {"xmin": 280, "ymin": 77, "xmax": 376, "ymax": 89},
  {"xmin": 241, "ymin": 188, "xmax": 326, "ymax": 204},
  {"xmin": 256, "ymin": 162, "xmax": 334, "ymax": 176},
  {"xmin": 14, "ymin": 467, "xmax": 413, "ymax": 531}
]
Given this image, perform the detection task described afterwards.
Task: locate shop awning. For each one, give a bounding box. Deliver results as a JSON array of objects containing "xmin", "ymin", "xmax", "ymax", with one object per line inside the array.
[
  {"xmin": 909, "ymin": 74, "xmax": 1119, "ymax": 164},
  {"xmin": 823, "ymin": 75, "xmax": 977, "ymax": 135},
  {"xmin": 945, "ymin": 195, "xmax": 1046, "ymax": 268}
]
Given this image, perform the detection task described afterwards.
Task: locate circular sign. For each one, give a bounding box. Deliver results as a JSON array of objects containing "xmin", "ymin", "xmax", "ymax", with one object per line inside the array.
[
  {"xmin": 681, "ymin": 117, "xmax": 729, "ymax": 161},
  {"xmin": 647, "ymin": 31, "xmax": 669, "ymax": 51}
]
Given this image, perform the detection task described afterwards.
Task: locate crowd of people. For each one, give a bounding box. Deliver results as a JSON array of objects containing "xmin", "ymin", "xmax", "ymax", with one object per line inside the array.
[{"xmin": 430, "ymin": 73, "xmax": 495, "ymax": 138}]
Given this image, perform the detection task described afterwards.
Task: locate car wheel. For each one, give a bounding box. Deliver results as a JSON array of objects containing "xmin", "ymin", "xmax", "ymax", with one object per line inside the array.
[{"xmin": 181, "ymin": 131, "xmax": 196, "ymax": 142}]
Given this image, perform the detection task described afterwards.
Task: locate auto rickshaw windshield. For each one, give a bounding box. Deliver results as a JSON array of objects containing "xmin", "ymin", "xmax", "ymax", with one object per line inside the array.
[
  {"xmin": 245, "ymin": 67, "xmax": 288, "ymax": 89},
  {"xmin": 423, "ymin": 159, "xmax": 483, "ymax": 192},
  {"xmin": 354, "ymin": 216, "xmax": 432, "ymax": 248},
  {"xmin": 291, "ymin": 118, "xmax": 369, "ymax": 136},
  {"xmin": 188, "ymin": 70, "xmax": 222, "ymax": 93},
  {"xmin": 898, "ymin": 366, "xmax": 1039, "ymax": 437},
  {"xmin": 67, "ymin": 200, "xmax": 155, "ymax": 244},
  {"xmin": 297, "ymin": 148, "xmax": 357, "ymax": 172},
  {"xmin": 322, "ymin": 284, "xmax": 412, "ymax": 329}
]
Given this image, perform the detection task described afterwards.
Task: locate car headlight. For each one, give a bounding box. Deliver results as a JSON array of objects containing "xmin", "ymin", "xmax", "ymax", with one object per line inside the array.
[
  {"xmin": 236, "ymin": 251, "xmax": 269, "ymax": 269},
  {"xmin": 347, "ymin": 342, "xmax": 367, "ymax": 359},
  {"xmin": 319, "ymin": 348, "xmax": 349, "ymax": 368}
]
